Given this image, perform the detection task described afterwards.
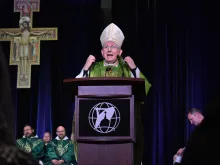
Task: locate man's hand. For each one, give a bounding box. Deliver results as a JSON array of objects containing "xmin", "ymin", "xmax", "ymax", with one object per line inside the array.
[
  {"xmin": 124, "ymin": 56, "xmax": 136, "ymax": 69},
  {"xmin": 51, "ymin": 159, "xmax": 59, "ymax": 165},
  {"xmin": 173, "ymin": 147, "xmax": 185, "ymax": 162},
  {"xmin": 177, "ymin": 147, "xmax": 185, "ymax": 155},
  {"xmin": 173, "ymin": 154, "xmax": 177, "ymax": 161},
  {"xmin": 83, "ymin": 55, "xmax": 96, "ymax": 70}
]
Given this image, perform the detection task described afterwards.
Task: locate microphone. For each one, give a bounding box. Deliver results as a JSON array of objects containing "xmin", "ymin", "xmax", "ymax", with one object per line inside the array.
[{"xmin": 106, "ymin": 67, "xmax": 111, "ymax": 72}]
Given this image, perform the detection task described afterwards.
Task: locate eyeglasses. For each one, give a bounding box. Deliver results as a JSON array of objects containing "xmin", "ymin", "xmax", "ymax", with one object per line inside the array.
[{"xmin": 103, "ymin": 45, "xmax": 119, "ymax": 50}]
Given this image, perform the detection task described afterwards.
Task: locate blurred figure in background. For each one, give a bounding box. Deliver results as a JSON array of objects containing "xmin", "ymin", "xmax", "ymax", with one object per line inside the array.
[{"xmin": 0, "ymin": 44, "xmax": 39, "ymax": 165}]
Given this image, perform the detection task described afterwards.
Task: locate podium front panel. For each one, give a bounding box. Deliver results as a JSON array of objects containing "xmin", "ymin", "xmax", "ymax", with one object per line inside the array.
[{"xmin": 75, "ymin": 97, "xmax": 135, "ymax": 142}]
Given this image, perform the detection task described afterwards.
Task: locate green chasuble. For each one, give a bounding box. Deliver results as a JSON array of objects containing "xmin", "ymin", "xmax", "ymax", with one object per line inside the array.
[
  {"xmin": 89, "ymin": 59, "xmax": 151, "ymax": 95},
  {"xmin": 44, "ymin": 137, "xmax": 77, "ymax": 165},
  {"xmin": 16, "ymin": 136, "xmax": 45, "ymax": 160},
  {"xmin": 74, "ymin": 57, "xmax": 151, "ymax": 165}
]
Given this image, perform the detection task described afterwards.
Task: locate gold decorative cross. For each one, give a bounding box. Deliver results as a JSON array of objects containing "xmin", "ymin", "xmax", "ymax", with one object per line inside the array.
[{"xmin": 0, "ymin": 0, "xmax": 58, "ymax": 88}]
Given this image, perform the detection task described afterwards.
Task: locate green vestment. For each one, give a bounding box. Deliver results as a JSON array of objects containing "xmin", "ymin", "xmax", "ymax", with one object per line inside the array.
[
  {"xmin": 89, "ymin": 59, "xmax": 151, "ymax": 95},
  {"xmin": 16, "ymin": 136, "xmax": 45, "ymax": 161},
  {"xmin": 74, "ymin": 58, "xmax": 151, "ymax": 165},
  {"xmin": 44, "ymin": 138, "xmax": 77, "ymax": 165}
]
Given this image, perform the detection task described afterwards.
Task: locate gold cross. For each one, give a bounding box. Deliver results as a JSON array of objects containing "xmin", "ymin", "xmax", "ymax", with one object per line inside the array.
[{"xmin": 0, "ymin": 0, "xmax": 58, "ymax": 88}]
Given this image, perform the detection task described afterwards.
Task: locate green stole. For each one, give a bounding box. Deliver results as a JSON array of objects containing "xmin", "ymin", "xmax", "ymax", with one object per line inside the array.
[{"xmin": 89, "ymin": 60, "xmax": 130, "ymax": 77}]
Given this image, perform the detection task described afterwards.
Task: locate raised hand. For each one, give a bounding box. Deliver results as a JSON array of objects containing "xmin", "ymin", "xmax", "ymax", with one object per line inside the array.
[
  {"xmin": 83, "ymin": 55, "xmax": 96, "ymax": 70},
  {"xmin": 177, "ymin": 148, "xmax": 185, "ymax": 155},
  {"xmin": 124, "ymin": 56, "xmax": 136, "ymax": 69}
]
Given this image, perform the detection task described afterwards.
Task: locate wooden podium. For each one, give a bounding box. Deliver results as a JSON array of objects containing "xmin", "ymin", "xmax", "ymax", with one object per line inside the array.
[{"xmin": 63, "ymin": 78, "xmax": 145, "ymax": 165}]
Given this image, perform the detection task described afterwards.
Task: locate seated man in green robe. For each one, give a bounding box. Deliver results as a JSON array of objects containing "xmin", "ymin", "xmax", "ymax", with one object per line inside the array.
[
  {"xmin": 16, "ymin": 124, "xmax": 45, "ymax": 165},
  {"xmin": 44, "ymin": 126, "xmax": 77, "ymax": 165},
  {"xmin": 75, "ymin": 23, "xmax": 151, "ymax": 165}
]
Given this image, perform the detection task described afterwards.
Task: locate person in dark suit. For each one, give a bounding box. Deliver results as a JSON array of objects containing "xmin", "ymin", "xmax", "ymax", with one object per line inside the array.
[
  {"xmin": 173, "ymin": 108, "xmax": 204, "ymax": 163},
  {"xmin": 180, "ymin": 98, "xmax": 220, "ymax": 165}
]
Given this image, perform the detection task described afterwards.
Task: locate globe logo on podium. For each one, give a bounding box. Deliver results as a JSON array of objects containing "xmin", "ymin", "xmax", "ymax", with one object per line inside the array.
[{"xmin": 88, "ymin": 102, "xmax": 121, "ymax": 134}]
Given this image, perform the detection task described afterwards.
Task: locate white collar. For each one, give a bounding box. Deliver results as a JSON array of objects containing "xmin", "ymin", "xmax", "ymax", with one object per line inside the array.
[
  {"xmin": 22, "ymin": 135, "xmax": 38, "ymax": 138},
  {"xmin": 104, "ymin": 60, "xmax": 118, "ymax": 67},
  {"xmin": 55, "ymin": 136, "xmax": 69, "ymax": 140}
]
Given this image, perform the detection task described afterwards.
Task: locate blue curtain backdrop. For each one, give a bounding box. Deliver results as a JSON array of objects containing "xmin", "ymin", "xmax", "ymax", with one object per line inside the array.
[
  {"xmin": 37, "ymin": 43, "xmax": 52, "ymax": 137},
  {"xmin": 0, "ymin": 0, "xmax": 219, "ymax": 165}
]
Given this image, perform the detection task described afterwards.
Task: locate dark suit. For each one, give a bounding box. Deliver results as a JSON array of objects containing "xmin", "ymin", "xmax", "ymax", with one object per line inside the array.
[{"xmin": 181, "ymin": 100, "xmax": 220, "ymax": 165}]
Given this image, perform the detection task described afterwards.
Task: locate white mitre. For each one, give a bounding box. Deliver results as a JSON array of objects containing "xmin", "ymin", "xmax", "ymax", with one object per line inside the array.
[{"xmin": 100, "ymin": 23, "xmax": 125, "ymax": 47}]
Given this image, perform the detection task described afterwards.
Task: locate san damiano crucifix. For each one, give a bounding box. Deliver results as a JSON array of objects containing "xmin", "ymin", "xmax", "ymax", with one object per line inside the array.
[{"xmin": 0, "ymin": 0, "xmax": 58, "ymax": 88}]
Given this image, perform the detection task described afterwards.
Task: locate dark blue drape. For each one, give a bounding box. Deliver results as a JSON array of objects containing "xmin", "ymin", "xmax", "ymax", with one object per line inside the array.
[
  {"xmin": 37, "ymin": 44, "xmax": 52, "ymax": 138},
  {"xmin": 152, "ymin": 6, "xmax": 207, "ymax": 165},
  {"xmin": 112, "ymin": 0, "xmax": 209, "ymax": 165},
  {"xmin": 0, "ymin": 0, "xmax": 219, "ymax": 165}
]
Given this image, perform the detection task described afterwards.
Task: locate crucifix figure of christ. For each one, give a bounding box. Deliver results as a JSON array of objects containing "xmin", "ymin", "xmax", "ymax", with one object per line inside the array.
[{"xmin": 0, "ymin": 0, "xmax": 58, "ymax": 88}]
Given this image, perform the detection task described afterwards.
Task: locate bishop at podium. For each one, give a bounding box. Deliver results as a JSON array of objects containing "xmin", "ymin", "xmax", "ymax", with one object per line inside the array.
[{"xmin": 75, "ymin": 23, "xmax": 152, "ymax": 165}]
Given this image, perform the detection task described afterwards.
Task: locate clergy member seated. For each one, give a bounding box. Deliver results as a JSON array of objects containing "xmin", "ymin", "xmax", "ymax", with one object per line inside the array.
[
  {"xmin": 75, "ymin": 23, "xmax": 151, "ymax": 165},
  {"xmin": 16, "ymin": 124, "xmax": 45, "ymax": 165},
  {"xmin": 43, "ymin": 132, "xmax": 52, "ymax": 164},
  {"xmin": 44, "ymin": 126, "xmax": 77, "ymax": 165},
  {"xmin": 43, "ymin": 132, "xmax": 52, "ymax": 145}
]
